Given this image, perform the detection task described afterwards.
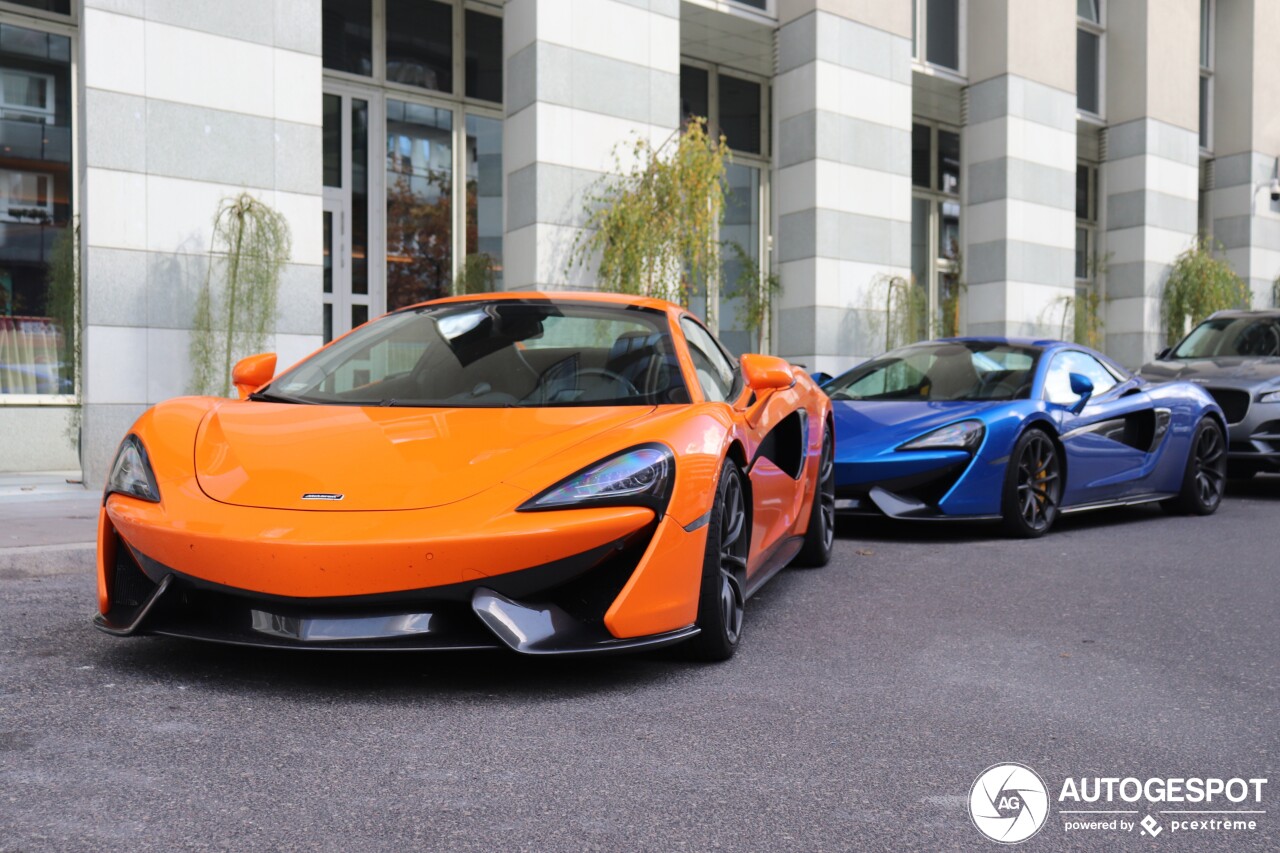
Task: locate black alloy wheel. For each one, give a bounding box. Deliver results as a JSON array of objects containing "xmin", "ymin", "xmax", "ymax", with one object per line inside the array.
[
  {"xmin": 794, "ymin": 424, "xmax": 835, "ymax": 567},
  {"xmin": 685, "ymin": 460, "xmax": 749, "ymax": 662},
  {"xmin": 1002, "ymin": 429, "xmax": 1062, "ymax": 538},
  {"xmin": 1163, "ymin": 417, "xmax": 1227, "ymax": 515}
]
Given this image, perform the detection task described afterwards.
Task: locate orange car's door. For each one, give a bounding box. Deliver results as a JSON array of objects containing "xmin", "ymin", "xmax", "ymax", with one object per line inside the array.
[{"xmin": 740, "ymin": 384, "xmax": 809, "ymax": 575}]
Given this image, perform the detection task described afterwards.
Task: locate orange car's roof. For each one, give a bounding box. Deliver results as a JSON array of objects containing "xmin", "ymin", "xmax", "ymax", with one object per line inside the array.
[{"xmin": 419, "ymin": 290, "xmax": 685, "ymax": 316}]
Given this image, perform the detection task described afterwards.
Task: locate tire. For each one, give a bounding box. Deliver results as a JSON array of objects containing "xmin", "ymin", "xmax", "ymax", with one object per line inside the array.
[
  {"xmin": 1161, "ymin": 417, "xmax": 1227, "ymax": 515},
  {"xmin": 684, "ymin": 459, "xmax": 749, "ymax": 662},
  {"xmin": 793, "ymin": 423, "xmax": 835, "ymax": 568},
  {"xmin": 1001, "ymin": 428, "xmax": 1062, "ymax": 538}
]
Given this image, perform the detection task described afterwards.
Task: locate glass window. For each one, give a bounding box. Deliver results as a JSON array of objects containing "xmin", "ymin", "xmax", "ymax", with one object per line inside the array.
[
  {"xmin": 1173, "ymin": 316, "xmax": 1280, "ymax": 358},
  {"xmin": 680, "ymin": 317, "xmax": 738, "ymax": 402},
  {"xmin": 1077, "ymin": 29, "xmax": 1100, "ymax": 114},
  {"xmin": 912, "ymin": 123, "xmax": 930, "ymax": 188},
  {"xmin": 1200, "ymin": 0, "xmax": 1211, "ymax": 67},
  {"xmin": 3, "ymin": 0, "xmax": 71, "ymax": 14},
  {"xmin": 272, "ymin": 301, "xmax": 687, "ymax": 407},
  {"xmin": 1075, "ymin": 164, "xmax": 1090, "ymax": 220},
  {"xmin": 718, "ymin": 74, "xmax": 761, "ymax": 154},
  {"xmin": 465, "ymin": 10, "xmax": 502, "ymax": 103},
  {"xmin": 322, "ymin": 0, "xmax": 372, "ymax": 76},
  {"xmin": 386, "ymin": 100, "xmax": 452, "ymax": 309},
  {"xmin": 323, "ymin": 94, "xmax": 341, "ymax": 188},
  {"xmin": 1044, "ymin": 350, "xmax": 1119, "ymax": 406},
  {"xmin": 464, "ymin": 114, "xmax": 503, "ymax": 293},
  {"xmin": 680, "ymin": 64, "xmax": 709, "ymax": 126},
  {"xmin": 386, "ymin": 0, "xmax": 452, "ymax": 93},
  {"xmin": 1199, "ymin": 75, "xmax": 1210, "ymax": 149},
  {"xmin": 911, "ymin": 197, "xmax": 929, "ymax": 285},
  {"xmin": 1075, "ymin": 227, "xmax": 1088, "ymax": 280},
  {"xmin": 0, "ymin": 22, "xmax": 73, "ymax": 396},
  {"xmin": 939, "ymin": 201, "xmax": 959, "ymax": 259},
  {"xmin": 351, "ymin": 98, "xmax": 369, "ymax": 296},
  {"xmin": 925, "ymin": 0, "xmax": 960, "ymax": 71},
  {"xmin": 1077, "ymin": 0, "xmax": 1100, "ymax": 23},
  {"xmin": 937, "ymin": 129, "xmax": 959, "ymax": 194},
  {"xmin": 826, "ymin": 342, "xmax": 1040, "ymax": 402},
  {"xmin": 717, "ymin": 163, "xmax": 760, "ymax": 355}
]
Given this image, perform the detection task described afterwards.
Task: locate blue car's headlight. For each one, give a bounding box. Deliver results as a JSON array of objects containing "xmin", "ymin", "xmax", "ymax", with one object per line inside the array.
[
  {"xmin": 519, "ymin": 444, "xmax": 673, "ymax": 512},
  {"xmin": 104, "ymin": 435, "xmax": 161, "ymax": 503},
  {"xmin": 897, "ymin": 420, "xmax": 985, "ymax": 453},
  {"xmin": 1259, "ymin": 390, "xmax": 1280, "ymax": 404}
]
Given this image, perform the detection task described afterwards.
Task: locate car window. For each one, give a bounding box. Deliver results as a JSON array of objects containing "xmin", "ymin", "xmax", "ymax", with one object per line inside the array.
[
  {"xmin": 1173, "ymin": 316, "xmax": 1280, "ymax": 358},
  {"xmin": 826, "ymin": 342, "xmax": 1039, "ymax": 402},
  {"xmin": 1043, "ymin": 350, "xmax": 1118, "ymax": 406},
  {"xmin": 679, "ymin": 317, "xmax": 738, "ymax": 402},
  {"xmin": 270, "ymin": 300, "xmax": 689, "ymax": 407}
]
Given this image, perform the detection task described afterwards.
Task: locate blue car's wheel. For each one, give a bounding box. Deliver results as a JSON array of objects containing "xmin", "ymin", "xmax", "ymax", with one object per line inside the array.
[
  {"xmin": 1001, "ymin": 428, "xmax": 1062, "ymax": 538},
  {"xmin": 1162, "ymin": 417, "xmax": 1226, "ymax": 515},
  {"xmin": 793, "ymin": 423, "xmax": 834, "ymax": 568}
]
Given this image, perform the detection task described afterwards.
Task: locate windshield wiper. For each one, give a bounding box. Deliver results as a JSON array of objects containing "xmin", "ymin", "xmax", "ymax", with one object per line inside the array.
[{"xmin": 248, "ymin": 390, "xmax": 314, "ymax": 404}]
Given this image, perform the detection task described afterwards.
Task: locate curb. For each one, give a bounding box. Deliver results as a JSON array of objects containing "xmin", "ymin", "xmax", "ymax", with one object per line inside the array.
[{"xmin": 0, "ymin": 542, "xmax": 95, "ymax": 579}]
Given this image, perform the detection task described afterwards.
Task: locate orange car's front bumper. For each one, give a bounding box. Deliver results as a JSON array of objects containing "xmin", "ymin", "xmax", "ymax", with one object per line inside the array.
[{"xmin": 96, "ymin": 480, "xmax": 710, "ymax": 653}]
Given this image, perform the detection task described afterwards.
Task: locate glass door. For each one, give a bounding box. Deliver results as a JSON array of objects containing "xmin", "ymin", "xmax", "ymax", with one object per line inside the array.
[{"xmin": 323, "ymin": 89, "xmax": 374, "ymax": 342}]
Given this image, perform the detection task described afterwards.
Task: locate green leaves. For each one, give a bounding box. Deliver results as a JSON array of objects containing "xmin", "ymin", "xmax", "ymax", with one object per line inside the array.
[
  {"xmin": 724, "ymin": 240, "xmax": 781, "ymax": 352},
  {"xmin": 572, "ymin": 118, "xmax": 730, "ymax": 307},
  {"xmin": 1161, "ymin": 237, "xmax": 1250, "ymax": 346},
  {"xmin": 190, "ymin": 193, "xmax": 292, "ymax": 397}
]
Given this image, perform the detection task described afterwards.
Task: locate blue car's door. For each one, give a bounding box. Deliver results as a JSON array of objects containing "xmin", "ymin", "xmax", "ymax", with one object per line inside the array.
[{"xmin": 1044, "ymin": 350, "xmax": 1168, "ymax": 506}]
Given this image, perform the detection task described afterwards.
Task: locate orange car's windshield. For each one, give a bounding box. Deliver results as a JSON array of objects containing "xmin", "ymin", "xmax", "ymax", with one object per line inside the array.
[{"xmin": 263, "ymin": 300, "xmax": 691, "ymax": 407}]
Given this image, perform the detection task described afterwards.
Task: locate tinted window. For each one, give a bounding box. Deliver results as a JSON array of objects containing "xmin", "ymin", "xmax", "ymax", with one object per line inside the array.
[
  {"xmin": 1174, "ymin": 317, "xmax": 1280, "ymax": 358},
  {"xmin": 386, "ymin": 0, "xmax": 452, "ymax": 93},
  {"xmin": 680, "ymin": 317, "xmax": 738, "ymax": 402},
  {"xmin": 270, "ymin": 301, "xmax": 688, "ymax": 408},
  {"xmin": 718, "ymin": 74, "xmax": 761, "ymax": 154},
  {"xmin": 465, "ymin": 10, "xmax": 502, "ymax": 102},
  {"xmin": 1044, "ymin": 350, "xmax": 1119, "ymax": 406},
  {"xmin": 322, "ymin": 0, "xmax": 372, "ymax": 76},
  {"xmin": 926, "ymin": 0, "xmax": 960, "ymax": 70},
  {"xmin": 826, "ymin": 342, "xmax": 1039, "ymax": 402}
]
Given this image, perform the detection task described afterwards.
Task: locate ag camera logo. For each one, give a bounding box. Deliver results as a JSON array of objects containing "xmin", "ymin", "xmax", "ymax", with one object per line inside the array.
[{"xmin": 969, "ymin": 763, "xmax": 1050, "ymax": 844}]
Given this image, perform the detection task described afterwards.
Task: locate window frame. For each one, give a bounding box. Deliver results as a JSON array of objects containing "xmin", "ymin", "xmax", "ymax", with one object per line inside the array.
[
  {"xmin": 912, "ymin": 0, "xmax": 966, "ymax": 82},
  {"xmin": 1075, "ymin": 161, "xmax": 1098, "ymax": 285},
  {"xmin": 322, "ymin": 0, "xmax": 504, "ymax": 339},
  {"xmin": 0, "ymin": 6, "xmax": 79, "ymax": 406},
  {"xmin": 1076, "ymin": 0, "xmax": 1106, "ymax": 121},
  {"xmin": 911, "ymin": 119, "xmax": 963, "ymax": 339},
  {"xmin": 1198, "ymin": 0, "xmax": 1213, "ymax": 154}
]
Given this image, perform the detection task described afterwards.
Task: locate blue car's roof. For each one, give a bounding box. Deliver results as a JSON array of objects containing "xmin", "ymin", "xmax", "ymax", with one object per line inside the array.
[{"xmin": 934, "ymin": 335, "xmax": 1070, "ymax": 350}]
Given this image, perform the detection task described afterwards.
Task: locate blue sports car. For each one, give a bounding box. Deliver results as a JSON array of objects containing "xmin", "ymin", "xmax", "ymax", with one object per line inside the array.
[{"xmin": 822, "ymin": 338, "xmax": 1227, "ymax": 537}]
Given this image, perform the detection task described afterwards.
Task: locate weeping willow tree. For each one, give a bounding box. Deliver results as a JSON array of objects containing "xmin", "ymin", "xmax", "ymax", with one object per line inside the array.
[
  {"xmin": 190, "ymin": 194, "xmax": 292, "ymax": 397},
  {"xmin": 1161, "ymin": 236, "xmax": 1249, "ymax": 345},
  {"xmin": 571, "ymin": 118, "xmax": 730, "ymax": 320},
  {"xmin": 1043, "ymin": 290, "xmax": 1104, "ymax": 349},
  {"xmin": 881, "ymin": 274, "xmax": 929, "ymax": 350}
]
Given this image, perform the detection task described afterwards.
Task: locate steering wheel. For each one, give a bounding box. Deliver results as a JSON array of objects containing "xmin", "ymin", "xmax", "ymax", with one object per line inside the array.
[{"xmin": 574, "ymin": 367, "xmax": 640, "ymax": 399}]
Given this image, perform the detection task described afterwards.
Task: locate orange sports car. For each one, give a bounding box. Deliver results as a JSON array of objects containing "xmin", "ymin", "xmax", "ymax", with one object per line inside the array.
[{"xmin": 95, "ymin": 292, "xmax": 834, "ymax": 660}]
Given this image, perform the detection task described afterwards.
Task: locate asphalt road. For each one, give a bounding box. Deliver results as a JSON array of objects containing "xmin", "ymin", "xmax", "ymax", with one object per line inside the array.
[{"xmin": 2, "ymin": 480, "xmax": 1277, "ymax": 852}]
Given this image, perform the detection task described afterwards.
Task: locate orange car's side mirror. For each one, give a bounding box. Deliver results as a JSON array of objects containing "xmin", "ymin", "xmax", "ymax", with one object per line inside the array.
[
  {"xmin": 232, "ymin": 352, "xmax": 277, "ymax": 400},
  {"xmin": 740, "ymin": 353, "xmax": 795, "ymax": 393}
]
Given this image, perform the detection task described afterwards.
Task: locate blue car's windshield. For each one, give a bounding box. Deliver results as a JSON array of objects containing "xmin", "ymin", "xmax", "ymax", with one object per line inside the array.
[
  {"xmin": 1173, "ymin": 316, "xmax": 1280, "ymax": 358},
  {"xmin": 265, "ymin": 300, "xmax": 691, "ymax": 407},
  {"xmin": 825, "ymin": 342, "xmax": 1040, "ymax": 402}
]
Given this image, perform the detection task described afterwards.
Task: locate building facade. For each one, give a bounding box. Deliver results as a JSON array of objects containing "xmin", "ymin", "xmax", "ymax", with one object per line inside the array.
[{"xmin": 1, "ymin": 0, "xmax": 1277, "ymax": 483}]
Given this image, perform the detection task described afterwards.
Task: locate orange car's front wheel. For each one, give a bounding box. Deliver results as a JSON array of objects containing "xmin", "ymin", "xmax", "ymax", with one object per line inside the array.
[{"xmin": 685, "ymin": 459, "xmax": 748, "ymax": 662}]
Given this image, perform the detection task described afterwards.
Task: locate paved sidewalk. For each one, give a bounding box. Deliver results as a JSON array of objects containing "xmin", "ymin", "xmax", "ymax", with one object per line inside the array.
[{"xmin": 0, "ymin": 471, "xmax": 98, "ymax": 578}]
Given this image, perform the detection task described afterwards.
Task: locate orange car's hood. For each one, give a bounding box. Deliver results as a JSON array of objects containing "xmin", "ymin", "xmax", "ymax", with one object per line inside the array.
[{"xmin": 194, "ymin": 403, "xmax": 654, "ymax": 511}]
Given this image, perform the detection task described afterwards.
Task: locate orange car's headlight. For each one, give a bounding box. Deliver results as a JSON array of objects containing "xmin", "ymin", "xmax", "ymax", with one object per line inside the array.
[
  {"xmin": 518, "ymin": 444, "xmax": 673, "ymax": 512},
  {"xmin": 104, "ymin": 434, "xmax": 161, "ymax": 504}
]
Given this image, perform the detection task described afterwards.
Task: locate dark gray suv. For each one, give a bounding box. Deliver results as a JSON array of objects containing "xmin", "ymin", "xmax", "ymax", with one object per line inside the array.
[{"xmin": 1139, "ymin": 310, "xmax": 1280, "ymax": 478}]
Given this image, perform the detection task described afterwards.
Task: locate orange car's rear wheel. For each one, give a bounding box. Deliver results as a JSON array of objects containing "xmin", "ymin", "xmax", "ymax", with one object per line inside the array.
[{"xmin": 685, "ymin": 459, "xmax": 748, "ymax": 662}]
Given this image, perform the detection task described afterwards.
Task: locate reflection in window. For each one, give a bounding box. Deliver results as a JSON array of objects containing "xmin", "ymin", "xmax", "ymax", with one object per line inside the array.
[
  {"xmin": 351, "ymin": 98, "xmax": 369, "ymax": 296},
  {"xmin": 937, "ymin": 129, "xmax": 959, "ymax": 194},
  {"xmin": 386, "ymin": 0, "xmax": 452, "ymax": 93},
  {"xmin": 322, "ymin": 0, "xmax": 372, "ymax": 76},
  {"xmin": 0, "ymin": 22, "xmax": 73, "ymax": 396},
  {"xmin": 465, "ymin": 10, "xmax": 502, "ymax": 102},
  {"xmin": 719, "ymin": 74, "xmax": 761, "ymax": 155},
  {"xmin": 718, "ymin": 163, "xmax": 760, "ymax": 355},
  {"xmin": 925, "ymin": 0, "xmax": 960, "ymax": 71},
  {"xmin": 386, "ymin": 100, "xmax": 453, "ymax": 309},
  {"xmin": 680, "ymin": 64, "xmax": 709, "ymax": 126},
  {"xmin": 911, "ymin": 123, "xmax": 930, "ymax": 188},
  {"xmin": 939, "ymin": 201, "xmax": 959, "ymax": 259},
  {"xmin": 1077, "ymin": 29, "xmax": 1100, "ymax": 114},
  {"xmin": 464, "ymin": 114, "xmax": 503, "ymax": 293}
]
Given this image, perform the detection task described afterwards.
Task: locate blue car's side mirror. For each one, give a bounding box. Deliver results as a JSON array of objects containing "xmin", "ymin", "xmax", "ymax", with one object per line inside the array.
[
  {"xmin": 810, "ymin": 371, "xmax": 833, "ymax": 386},
  {"xmin": 1068, "ymin": 372, "xmax": 1094, "ymax": 414}
]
